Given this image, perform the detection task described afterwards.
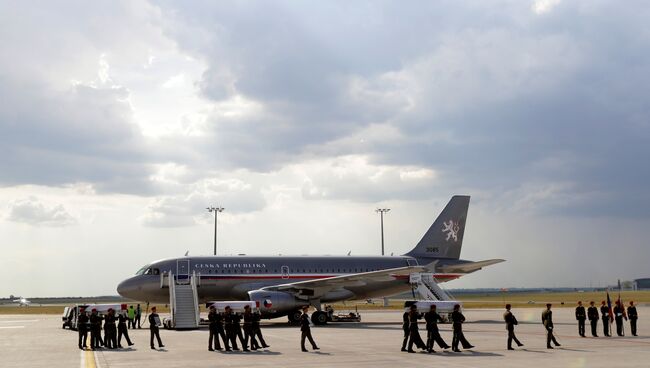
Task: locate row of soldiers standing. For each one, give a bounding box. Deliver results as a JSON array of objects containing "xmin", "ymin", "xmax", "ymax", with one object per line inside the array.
[
  {"xmin": 207, "ymin": 304, "xmax": 270, "ymax": 352},
  {"xmin": 576, "ymin": 300, "xmax": 639, "ymax": 337},
  {"xmin": 77, "ymin": 307, "xmax": 134, "ymax": 350}
]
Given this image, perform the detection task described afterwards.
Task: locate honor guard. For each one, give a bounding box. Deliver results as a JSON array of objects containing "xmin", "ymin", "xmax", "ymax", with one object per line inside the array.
[
  {"xmin": 504, "ymin": 304, "xmax": 523, "ymax": 350},
  {"xmin": 600, "ymin": 301, "xmax": 611, "ymax": 337},
  {"xmin": 587, "ymin": 301, "xmax": 599, "ymax": 337},
  {"xmin": 232, "ymin": 309, "xmax": 247, "ymax": 351},
  {"xmin": 628, "ymin": 301, "xmax": 638, "ymax": 336},
  {"xmin": 400, "ymin": 310, "xmax": 410, "ymax": 352},
  {"xmin": 117, "ymin": 310, "xmax": 134, "ymax": 348},
  {"xmin": 613, "ymin": 301, "xmax": 627, "ymax": 336},
  {"xmin": 89, "ymin": 308, "xmax": 103, "ymax": 349},
  {"xmin": 407, "ymin": 305, "xmax": 426, "ymax": 353},
  {"xmin": 252, "ymin": 309, "xmax": 270, "ymax": 348},
  {"xmin": 451, "ymin": 304, "xmax": 474, "ymax": 352},
  {"xmin": 575, "ymin": 301, "xmax": 587, "ymax": 337},
  {"xmin": 542, "ymin": 304, "xmax": 561, "ymax": 349},
  {"xmin": 208, "ymin": 306, "xmax": 226, "ymax": 351},
  {"xmin": 300, "ymin": 306, "xmax": 319, "ymax": 352},
  {"xmin": 224, "ymin": 306, "xmax": 245, "ymax": 351},
  {"xmin": 424, "ymin": 304, "xmax": 450, "ymax": 353},
  {"xmin": 104, "ymin": 308, "xmax": 118, "ymax": 349},
  {"xmin": 77, "ymin": 307, "xmax": 89, "ymax": 350},
  {"xmin": 149, "ymin": 306, "xmax": 164, "ymax": 349},
  {"xmin": 243, "ymin": 305, "xmax": 259, "ymax": 350}
]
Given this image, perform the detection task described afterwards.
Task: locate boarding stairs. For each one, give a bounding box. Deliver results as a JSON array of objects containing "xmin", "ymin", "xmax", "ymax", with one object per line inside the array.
[
  {"xmin": 409, "ymin": 273, "xmax": 453, "ymax": 301},
  {"xmin": 162, "ymin": 268, "xmax": 201, "ymax": 329}
]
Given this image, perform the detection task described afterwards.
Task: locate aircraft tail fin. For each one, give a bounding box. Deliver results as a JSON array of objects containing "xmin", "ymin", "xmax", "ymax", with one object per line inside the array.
[{"xmin": 405, "ymin": 195, "xmax": 470, "ymax": 260}]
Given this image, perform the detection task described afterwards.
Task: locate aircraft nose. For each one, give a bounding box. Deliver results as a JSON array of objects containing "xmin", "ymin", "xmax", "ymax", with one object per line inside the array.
[{"xmin": 117, "ymin": 277, "xmax": 139, "ymax": 300}]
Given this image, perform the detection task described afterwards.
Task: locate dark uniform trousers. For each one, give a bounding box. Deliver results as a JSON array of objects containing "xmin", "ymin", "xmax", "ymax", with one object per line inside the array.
[
  {"xmin": 504, "ymin": 311, "xmax": 522, "ymax": 349},
  {"xmin": 117, "ymin": 316, "xmax": 133, "ymax": 347},
  {"xmin": 243, "ymin": 313, "xmax": 259, "ymax": 350},
  {"xmin": 209, "ymin": 326, "xmax": 227, "ymax": 350},
  {"xmin": 588, "ymin": 306, "xmax": 599, "ymax": 337},
  {"xmin": 601, "ymin": 306, "xmax": 611, "ymax": 336},
  {"xmin": 149, "ymin": 313, "xmax": 163, "ymax": 348},
  {"xmin": 300, "ymin": 314, "xmax": 318, "ymax": 350},
  {"xmin": 628, "ymin": 306, "xmax": 638, "ymax": 336},
  {"xmin": 104, "ymin": 315, "xmax": 117, "ymax": 349},
  {"xmin": 426, "ymin": 327, "xmax": 449, "ymax": 351},
  {"xmin": 576, "ymin": 306, "xmax": 586, "ymax": 337},
  {"xmin": 614, "ymin": 306, "xmax": 625, "ymax": 336},
  {"xmin": 401, "ymin": 312, "xmax": 410, "ymax": 350},
  {"xmin": 252, "ymin": 313, "xmax": 268, "ymax": 348},
  {"xmin": 89, "ymin": 314, "xmax": 103, "ymax": 349},
  {"xmin": 407, "ymin": 311, "xmax": 425, "ymax": 351},
  {"xmin": 78, "ymin": 316, "xmax": 89, "ymax": 349},
  {"xmin": 542, "ymin": 310, "xmax": 560, "ymax": 348},
  {"xmin": 451, "ymin": 311, "xmax": 472, "ymax": 351}
]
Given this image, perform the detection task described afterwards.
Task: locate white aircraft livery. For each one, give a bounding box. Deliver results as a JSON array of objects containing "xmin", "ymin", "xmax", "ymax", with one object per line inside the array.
[{"xmin": 117, "ymin": 195, "xmax": 503, "ymax": 322}]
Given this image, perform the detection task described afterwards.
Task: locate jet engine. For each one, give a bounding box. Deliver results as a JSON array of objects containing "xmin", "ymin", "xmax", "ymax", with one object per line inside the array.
[{"xmin": 248, "ymin": 290, "xmax": 307, "ymax": 318}]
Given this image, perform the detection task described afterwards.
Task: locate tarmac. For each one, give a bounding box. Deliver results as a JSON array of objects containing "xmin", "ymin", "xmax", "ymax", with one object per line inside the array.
[{"xmin": 1, "ymin": 307, "xmax": 649, "ymax": 367}]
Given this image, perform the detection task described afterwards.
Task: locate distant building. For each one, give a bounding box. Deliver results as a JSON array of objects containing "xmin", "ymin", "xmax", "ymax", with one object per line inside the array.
[{"xmin": 633, "ymin": 278, "xmax": 650, "ymax": 290}]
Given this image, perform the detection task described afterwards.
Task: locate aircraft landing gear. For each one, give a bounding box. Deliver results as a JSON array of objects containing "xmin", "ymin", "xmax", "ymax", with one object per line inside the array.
[
  {"xmin": 311, "ymin": 311, "xmax": 328, "ymax": 325},
  {"xmin": 288, "ymin": 309, "xmax": 302, "ymax": 324}
]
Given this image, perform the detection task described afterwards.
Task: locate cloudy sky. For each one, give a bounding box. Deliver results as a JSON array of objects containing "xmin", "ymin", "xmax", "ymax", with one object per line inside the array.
[{"xmin": 1, "ymin": 0, "xmax": 649, "ymax": 297}]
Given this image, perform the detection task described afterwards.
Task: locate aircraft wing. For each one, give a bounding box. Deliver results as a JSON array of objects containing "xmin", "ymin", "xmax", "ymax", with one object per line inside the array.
[
  {"xmin": 260, "ymin": 265, "xmax": 428, "ymax": 298},
  {"xmin": 436, "ymin": 259, "xmax": 505, "ymax": 274}
]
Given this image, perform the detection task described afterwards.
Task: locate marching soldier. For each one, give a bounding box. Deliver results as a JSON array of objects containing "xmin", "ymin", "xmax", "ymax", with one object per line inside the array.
[
  {"xmin": 575, "ymin": 301, "xmax": 587, "ymax": 337},
  {"xmin": 628, "ymin": 301, "xmax": 638, "ymax": 336},
  {"xmin": 117, "ymin": 309, "xmax": 134, "ymax": 348},
  {"xmin": 224, "ymin": 306, "xmax": 245, "ymax": 350},
  {"xmin": 600, "ymin": 301, "xmax": 611, "ymax": 337},
  {"xmin": 451, "ymin": 304, "xmax": 474, "ymax": 352},
  {"xmin": 149, "ymin": 306, "xmax": 164, "ymax": 349},
  {"xmin": 400, "ymin": 309, "xmax": 410, "ymax": 352},
  {"xmin": 252, "ymin": 309, "xmax": 270, "ymax": 348},
  {"xmin": 504, "ymin": 304, "xmax": 523, "ymax": 350},
  {"xmin": 542, "ymin": 304, "xmax": 561, "ymax": 349},
  {"xmin": 104, "ymin": 308, "xmax": 118, "ymax": 349},
  {"xmin": 243, "ymin": 305, "xmax": 259, "ymax": 351},
  {"xmin": 77, "ymin": 307, "xmax": 89, "ymax": 350},
  {"xmin": 89, "ymin": 308, "xmax": 103, "ymax": 349},
  {"xmin": 208, "ymin": 306, "xmax": 226, "ymax": 351},
  {"xmin": 407, "ymin": 305, "xmax": 426, "ymax": 353},
  {"xmin": 232, "ymin": 309, "xmax": 247, "ymax": 351},
  {"xmin": 588, "ymin": 301, "xmax": 599, "ymax": 337},
  {"xmin": 300, "ymin": 306, "xmax": 319, "ymax": 352},
  {"xmin": 613, "ymin": 301, "xmax": 626, "ymax": 336},
  {"xmin": 424, "ymin": 304, "xmax": 450, "ymax": 353}
]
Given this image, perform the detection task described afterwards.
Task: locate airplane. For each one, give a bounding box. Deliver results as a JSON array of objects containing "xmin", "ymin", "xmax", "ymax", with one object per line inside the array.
[
  {"xmin": 13, "ymin": 297, "xmax": 31, "ymax": 307},
  {"xmin": 117, "ymin": 195, "xmax": 504, "ymax": 324}
]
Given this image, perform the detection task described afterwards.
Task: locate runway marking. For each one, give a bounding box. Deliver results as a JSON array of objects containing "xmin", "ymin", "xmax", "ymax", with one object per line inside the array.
[
  {"xmin": 0, "ymin": 319, "xmax": 38, "ymax": 323},
  {"xmin": 0, "ymin": 326, "xmax": 25, "ymax": 329},
  {"xmin": 84, "ymin": 349, "xmax": 96, "ymax": 368}
]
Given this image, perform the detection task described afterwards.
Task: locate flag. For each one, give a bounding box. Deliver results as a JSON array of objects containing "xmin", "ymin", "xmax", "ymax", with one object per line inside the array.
[{"xmin": 606, "ymin": 291, "xmax": 614, "ymax": 323}]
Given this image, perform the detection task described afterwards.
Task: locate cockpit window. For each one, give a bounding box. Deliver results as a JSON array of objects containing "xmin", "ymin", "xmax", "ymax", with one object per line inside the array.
[
  {"xmin": 152, "ymin": 268, "xmax": 160, "ymax": 275},
  {"xmin": 135, "ymin": 265, "xmax": 151, "ymax": 275}
]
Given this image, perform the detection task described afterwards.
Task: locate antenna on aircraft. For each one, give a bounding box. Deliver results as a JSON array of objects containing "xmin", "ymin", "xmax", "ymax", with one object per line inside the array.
[
  {"xmin": 347, "ymin": 251, "xmax": 351, "ymax": 256},
  {"xmin": 184, "ymin": 251, "xmax": 189, "ymax": 256}
]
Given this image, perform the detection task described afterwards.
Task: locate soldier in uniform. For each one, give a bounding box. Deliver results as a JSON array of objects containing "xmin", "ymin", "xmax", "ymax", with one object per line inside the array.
[
  {"xmin": 252, "ymin": 309, "xmax": 269, "ymax": 348},
  {"xmin": 232, "ymin": 309, "xmax": 247, "ymax": 351},
  {"xmin": 628, "ymin": 301, "xmax": 638, "ymax": 336},
  {"xmin": 300, "ymin": 306, "xmax": 319, "ymax": 352},
  {"xmin": 424, "ymin": 304, "xmax": 450, "ymax": 353},
  {"xmin": 575, "ymin": 301, "xmax": 587, "ymax": 337},
  {"xmin": 613, "ymin": 301, "xmax": 626, "ymax": 336},
  {"xmin": 117, "ymin": 309, "xmax": 134, "ymax": 348},
  {"xmin": 600, "ymin": 301, "xmax": 611, "ymax": 337},
  {"xmin": 77, "ymin": 307, "xmax": 89, "ymax": 350},
  {"xmin": 89, "ymin": 308, "xmax": 103, "ymax": 349},
  {"xmin": 542, "ymin": 304, "xmax": 561, "ymax": 349},
  {"xmin": 400, "ymin": 309, "xmax": 410, "ymax": 352},
  {"xmin": 104, "ymin": 308, "xmax": 118, "ymax": 349},
  {"xmin": 149, "ymin": 306, "xmax": 164, "ymax": 349},
  {"xmin": 208, "ymin": 306, "xmax": 224, "ymax": 351},
  {"xmin": 406, "ymin": 305, "xmax": 426, "ymax": 353},
  {"xmin": 587, "ymin": 301, "xmax": 599, "ymax": 337},
  {"xmin": 451, "ymin": 304, "xmax": 474, "ymax": 352},
  {"xmin": 242, "ymin": 305, "xmax": 259, "ymax": 350},
  {"xmin": 504, "ymin": 304, "xmax": 523, "ymax": 350},
  {"xmin": 224, "ymin": 306, "xmax": 241, "ymax": 351}
]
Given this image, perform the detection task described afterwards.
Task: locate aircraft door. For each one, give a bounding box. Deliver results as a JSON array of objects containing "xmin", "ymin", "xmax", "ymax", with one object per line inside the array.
[
  {"xmin": 281, "ymin": 265, "xmax": 290, "ymax": 279},
  {"xmin": 177, "ymin": 259, "xmax": 190, "ymax": 284}
]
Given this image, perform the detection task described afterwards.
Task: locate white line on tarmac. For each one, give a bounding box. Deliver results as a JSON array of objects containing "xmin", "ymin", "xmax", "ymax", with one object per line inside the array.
[
  {"xmin": 0, "ymin": 319, "xmax": 39, "ymax": 323},
  {"xmin": 0, "ymin": 326, "xmax": 25, "ymax": 329}
]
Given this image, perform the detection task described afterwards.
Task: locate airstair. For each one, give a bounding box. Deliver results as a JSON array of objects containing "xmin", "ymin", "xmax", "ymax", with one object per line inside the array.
[
  {"xmin": 409, "ymin": 273, "xmax": 453, "ymax": 301},
  {"xmin": 160, "ymin": 259, "xmax": 201, "ymax": 329}
]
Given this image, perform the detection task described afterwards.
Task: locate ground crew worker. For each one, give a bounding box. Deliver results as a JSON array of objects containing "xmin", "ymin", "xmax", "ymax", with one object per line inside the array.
[
  {"xmin": 542, "ymin": 304, "xmax": 561, "ymax": 349},
  {"xmin": 587, "ymin": 301, "xmax": 599, "ymax": 337},
  {"xmin": 224, "ymin": 306, "xmax": 241, "ymax": 351},
  {"xmin": 400, "ymin": 309, "xmax": 410, "ymax": 352},
  {"xmin": 135, "ymin": 304, "xmax": 142, "ymax": 329},
  {"xmin": 628, "ymin": 301, "xmax": 638, "ymax": 336},
  {"xmin": 504, "ymin": 304, "xmax": 523, "ymax": 350},
  {"xmin": 300, "ymin": 306, "xmax": 319, "ymax": 352},
  {"xmin": 117, "ymin": 310, "xmax": 134, "ymax": 348},
  {"xmin": 127, "ymin": 305, "xmax": 135, "ymax": 329},
  {"xmin": 575, "ymin": 301, "xmax": 587, "ymax": 337},
  {"xmin": 613, "ymin": 301, "xmax": 626, "ymax": 336},
  {"xmin": 451, "ymin": 304, "xmax": 474, "ymax": 352},
  {"xmin": 407, "ymin": 305, "xmax": 426, "ymax": 353},
  {"xmin": 149, "ymin": 306, "xmax": 164, "ymax": 349},
  {"xmin": 78, "ymin": 307, "xmax": 89, "ymax": 350},
  {"xmin": 89, "ymin": 308, "xmax": 103, "ymax": 349},
  {"xmin": 424, "ymin": 304, "xmax": 450, "ymax": 353},
  {"xmin": 600, "ymin": 301, "xmax": 611, "ymax": 337},
  {"xmin": 208, "ymin": 306, "xmax": 227, "ymax": 351},
  {"xmin": 104, "ymin": 308, "xmax": 118, "ymax": 349},
  {"xmin": 252, "ymin": 309, "xmax": 269, "ymax": 348},
  {"xmin": 243, "ymin": 305, "xmax": 259, "ymax": 350}
]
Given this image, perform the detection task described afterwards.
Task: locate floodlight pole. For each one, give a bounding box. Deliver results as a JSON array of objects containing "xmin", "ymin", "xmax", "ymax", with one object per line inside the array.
[
  {"xmin": 206, "ymin": 206, "xmax": 225, "ymax": 255},
  {"xmin": 375, "ymin": 208, "xmax": 390, "ymax": 256}
]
